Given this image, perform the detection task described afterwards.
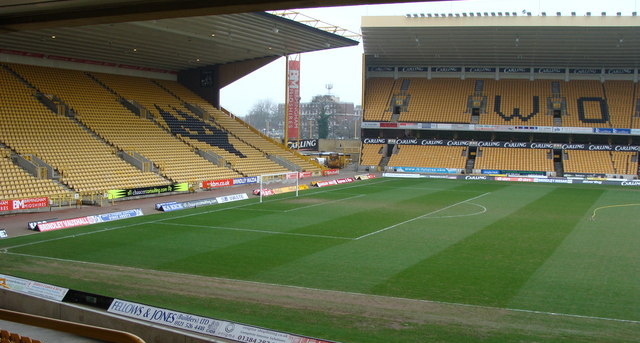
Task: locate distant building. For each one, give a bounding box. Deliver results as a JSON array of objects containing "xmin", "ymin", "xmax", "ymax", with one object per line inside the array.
[{"xmin": 279, "ymin": 95, "xmax": 361, "ymax": 139}]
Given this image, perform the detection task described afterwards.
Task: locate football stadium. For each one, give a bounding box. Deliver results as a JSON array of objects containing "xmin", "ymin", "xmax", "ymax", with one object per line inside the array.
[{"xmin": 1, "ymin": 1, "xmax": 640, "ymax": 343}]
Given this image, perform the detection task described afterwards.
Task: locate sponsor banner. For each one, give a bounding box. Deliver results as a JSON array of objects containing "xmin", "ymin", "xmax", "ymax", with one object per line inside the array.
[
  {"xmin": 565, "ymin": 173, "xmax": 607, "ymax": 178},
  {"xmin": 394, "ymin": 167, "xmax": 458, "ymax": 174},
  {"xmin": 298, "ymin": 172, "xmax": 313, "ymax": 179},
  {"xmin": 273, "ymin": 185, "xmax": 309, "ymax": 194},
  {"xmin": 155, "ymin": 201, "xmax": 177, "ymax": 211},
  {"xmin": 432, "ymin": 67, "xmax": 461, "ymax": 72},
  {"xmin": 108, "ymin": 183, "xmax": 188, "ymax": 199},
  {"xmin": 500, "ymin": 67, "xmax": 531, "ymax": 73},
  {"xmin": 380, "ymin": 122, "xmax": 398, "ymax": 128},
  {"xmin": 322, "ymin": 169, "xmax": 339, "ymax": 176},
  {"xmin": 360, "ymin": 122, "xmax": 380, "ymax": 129},
  {"xmin": 535, "ymin": 67, "xmax": 565, "ymax": 74},
  {"xmin": 287, "ymin": 139, "xmax": 319, "ymax": 151},
  {"xmin": 495, "ymin": 177, "xmax": 535, "ymax": 183},
  {"xmin": 181, "ymin": 198, "xmax": 219, "ymax": 209},
  {"xmin": 534, "ymin": 178, "xmax": 573, "ymax": 184},
  {"xmin": 37, "ymin": 209, "xmax": 144, "ymax": 231},
  {"xmin": 287, "ymin": 59, "xmax": 301, "ymax": 140},
  {"xmin": 233, "ymin": 176, "xmax": 259, "ymax": 185},
  {"xmin": 354, "ymin": 174, "xmax": 376, "ymax": 180},
  {"xmin": 570, "ymin": 68, "xmax": 601, "ymax": 75},
  {"xmin": 253, "ymin": 188, "xmax": 276, "ymax": 196},
  {"xmin": 313, "ymin": 180, "xmax": 338, "ymax": 187},
  {"xmin": 481, "ymin": 170, "xmax": 502, "ymax": 175},
  {"xmin": 336, "ymin": 177, "xmax": 355, "ymax": 184},
  {"xmin": 92, "ymin": 209, "xmax": 144, "ymax": 223},
  {"xmin": 362, "ymin": 138, "xmax": 387, "ymax": 144},
  {"xmin": 37, "ymin": 216, "xmax": 93, "ymax": 232},
  {"xmin": 216, "ymin": 193, "xmax": 249, "ymax": 204},
  {"xmin": 619, "ymin": 180, "xmax": 640, "ymax": 187},
  {"xmin": 464, "ymin": 175, "xmax": 490, "ymax": 181},
  {"xmin": 0, "ymin": 197, "xmax": 49, "ymax": 212},
  {"xmin": 606, "ymin": 68, "xmax": 634, "ymax": 75},
  {"xmin": 0, "ymin": 229, "xmax": 7, "ymax": 238},
  {"xmin": 0, "ymin": 274, "xmax": 69, "ymax": 302},
  {"xmin": 367, "ymin": 66, "xmax": 394, "ymax": 72},
  {"xmin": 286, "ymin": 172, "xmax": 300, "ymax": 180},
  {"xmin": 203, "ymin": 179, "xmax": 233, "ymax": 189},
  {"xmin": 399, "ymin": 66, "xmax": 428, "ymax": 72},
  {"xmin": 161, "ymin": 203, "xmax": 186, "ymax": 212},
  {"xmin": 108, "ymin": 299, "xmax": 335, "ymax": 343},
  {"xmin": 382, "ymin": 173, "xmax": 425, "ymax": 178},
  {"xmin": 28, "ymin": 218, "xmax": 58, "ymax": 230},
  {"xmin": 465, "ymin": 67, "xmax": 496, "ymax": 73}
]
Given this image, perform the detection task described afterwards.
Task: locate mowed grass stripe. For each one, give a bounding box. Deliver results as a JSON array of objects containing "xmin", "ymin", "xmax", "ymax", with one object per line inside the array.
[
  {"xmin": 372, "ymin": 187, "xmax": 604, "ymax": 307},
  {"xmin": 510, "ymin": 189, "xmax": 640, "ymax": 321},
  {"xmin": 157, "ymin": 182, "xmax": 503, "ymax": 280}
]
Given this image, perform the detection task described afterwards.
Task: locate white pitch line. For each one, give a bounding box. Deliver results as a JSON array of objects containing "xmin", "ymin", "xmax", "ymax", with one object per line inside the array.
[
  {"xmin": 428, "ymin": 202, "xmax": 487, "ymax": 219},
  {"xmin": 5, "ymin": 251, "xmax": 640, "ymax": 326},
  {"xmin": 157, "ymin": 222, "xmax": 352, "ymax": 240},
  {"xmin": 284, "ymin": 194, "xmax": 365, "ymax": 212},
  {"xmin": 354, "ymin": 192, "xmax": 491, "ymax": 240}
]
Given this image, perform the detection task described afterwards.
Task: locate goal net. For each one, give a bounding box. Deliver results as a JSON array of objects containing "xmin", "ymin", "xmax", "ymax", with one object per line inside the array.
[{"xmin": 257, "ymin": 171, "xmax": 300, "ymax": 203}]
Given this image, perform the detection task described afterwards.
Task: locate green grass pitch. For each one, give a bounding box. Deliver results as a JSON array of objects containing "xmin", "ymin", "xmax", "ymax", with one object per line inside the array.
[{"xmin": 2, "ymin": 177, "xmax": 640, "ymax": 343}]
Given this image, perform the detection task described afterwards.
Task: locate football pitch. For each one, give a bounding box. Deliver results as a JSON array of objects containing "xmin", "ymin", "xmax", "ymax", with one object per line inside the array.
[{"xmin": 2, "ymin": 177, "xmax": 640, "ymax": 343}]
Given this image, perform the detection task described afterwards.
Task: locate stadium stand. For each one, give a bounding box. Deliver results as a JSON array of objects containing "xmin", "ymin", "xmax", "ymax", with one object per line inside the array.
[
  {"xmin": 474, "ymin": 147, "xmax": 554, "ymax": 173},
  {"xmin": 388, "ymin": 145, "xmax": 467, "ymax": 169},
  {"xmin": 0, "ymin": 148, "xmax": 69, "ymax": 201},
  {"xmin": 400, "ymin": 79, "xmax": 473, "ymax": 123},
  {"xmin": 482, "ymin": 79, "xmax": 554, "ymax": 126},
  {"xmin": 363, "ymin": 78, "xmax": 399, "ymax": 121},
  {"xmin": 360, "ymin": 144, "xmax": 384, "ymax": 166},
  {"xmin": 562, "ymin": 80, "xmax": 609, "ymax": 128},
  {"xmin": 0, "ymin": 64, "xmax": 168, "ymax": 195},
  {"xmin": 604, "ymin": 81, "xmax": 636, "ymax": 129},
  {"xmin": 154, "ymin": 79, "xmax": 324, "ymax": 173},
  {"xmin": 563, "ymin": 150, "xmax": 615, "ymax": 175},
  {"xmin": 6, "ymin": 63, "xmax": 241, "ymax": 184}
]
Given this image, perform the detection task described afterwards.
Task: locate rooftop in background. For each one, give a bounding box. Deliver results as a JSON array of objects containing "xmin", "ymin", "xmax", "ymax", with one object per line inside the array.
[
  {"xmin": 0, "ymin": 11, "xmax": 358, "ymax": 71},
  {"xmin": 362, "ymin": 15, "xmax": 640, "ymax": 68}
]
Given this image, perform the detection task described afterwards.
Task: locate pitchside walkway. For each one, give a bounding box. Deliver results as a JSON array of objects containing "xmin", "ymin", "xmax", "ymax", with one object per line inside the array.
[{"xmin": 0, "ymin": 170, "xmax": 363, "ymax": 238}]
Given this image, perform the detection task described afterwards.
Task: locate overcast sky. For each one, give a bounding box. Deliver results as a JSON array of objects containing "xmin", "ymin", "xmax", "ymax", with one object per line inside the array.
[{"xmin": 220, "ymin": 0, "xmax": 639, "ymax": 117}]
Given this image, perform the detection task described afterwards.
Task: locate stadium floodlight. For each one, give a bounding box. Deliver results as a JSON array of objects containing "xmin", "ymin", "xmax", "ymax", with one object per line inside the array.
[
  {"xmin": 483, "ymin": 12, "xmax": 489, "ymax": 16},
  {"xmin": 405, "ymin": 14, "xmax": 411, "ymax": 18},
  {"xmin": 497, "ymin": 12, "xmax": 502, "ymax": 16},
  {"xmin": 556, "ymin": 12, "xmax": 561, "ymax": 16},
  {"xmin": 633, "ymin": 12, "xmax": 637, "ymax": 16},
  {"xmin": 512, "ymin": 12, "xmax": 517, "ymax": 16},
  {"xmin": 571, "ymin": 12, "xmax": 576, "ymax": 16},
  {"xmin": 469, "ymin": 13, "xmax": 474, "ymax": 16},
  {"xmin": 602, "ymin": 12, "xmax": 606, "ymax": 16},
  {"xmin": 541, "ymin": 12, "xmax": 546, "ymax": 16},
  {"xmin": 420, "ymin": 13, "xmax": 425, "ymax": 17},
  {"xmin": 527, "ymin": 12, "xmax": 532, "ymax": 16},
  {"xmin": 462, "ymin": 13, "xmax": 467, "ymax": 17},
  {"xmin": 617, "ymin": 12, "xmax": 622, "ymax": 16},
  {"xmin": 427, "ymin": 13, "xmax": 432, "ymax": 17},
  {"xmin": 586, "ymin": 12, "xmax": 591, "ymax": 16},
  {"xmin": 491, "ymin": 12, "xmax": 496, "ymax": 16},
  {"xmin": 505, "ymin": 12, "xmax": 510, "ymax": 16}
]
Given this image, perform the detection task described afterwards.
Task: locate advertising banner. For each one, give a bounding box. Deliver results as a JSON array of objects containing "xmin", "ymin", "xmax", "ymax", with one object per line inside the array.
[
  {"xmin": 108, "ymin": 299, "xmax": 335, "ymax": 343},
  {"xmin": 233, "ymin": 176, "xmax": 259, "ymax": 185},
  {"xmin": 216, "ymin": 193, "xmax": 249, "ymax": 204},
  {"xmin": 27, "ymin": 218, "xmax": 58, "ymax": 230},
  {"xmin": 322, "ymin": 169, "xmax": 339, "ymax": 176},
  {"xmin": 203, "ymin": 179, "xmax": 233, "ymax": 189},
  {"xmin": 287, "ymin": 139, "xmax": 319, "ymax": 151},
  {"xmin": 0, "ymin": 274, "xmax": 69, "ymax": 301},
  {"xmin": 37, "ymin": 209, "xmax": 144, "ymax": 232},
  {"xmin": 108, "ymin": 183, "xmax": 188, "ymax": 199},
  {"xmin": 287, "ymin": 59, "xmax": 301, "ymax": 140},
  {"xmin": 394, "ymin": 167, "xmax": 458, "ymax": 174},
  {"xmin": 0, "ymin": 197, "xmax": 49, "ymax": 212}
]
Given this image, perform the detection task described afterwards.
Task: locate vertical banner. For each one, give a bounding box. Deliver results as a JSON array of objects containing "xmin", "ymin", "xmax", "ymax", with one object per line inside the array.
[{"xmin": 287, "ymin": 56, "xmax": 301, "ymax": 140}]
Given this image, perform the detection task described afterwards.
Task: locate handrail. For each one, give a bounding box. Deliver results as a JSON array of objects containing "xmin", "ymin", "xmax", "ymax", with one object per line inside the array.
[{"xmin": 0, "ymin": 309, "xmax": 146, "ymax": 343}]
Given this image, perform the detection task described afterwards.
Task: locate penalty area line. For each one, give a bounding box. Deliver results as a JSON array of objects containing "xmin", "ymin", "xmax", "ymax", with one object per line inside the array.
[
  {"xmin": 157, "ymin": 222, "xmax": 353, "ymax": 240},
  {"xmin": 355, "ymin": 192, "xmax": 491, "ymax": 240}
]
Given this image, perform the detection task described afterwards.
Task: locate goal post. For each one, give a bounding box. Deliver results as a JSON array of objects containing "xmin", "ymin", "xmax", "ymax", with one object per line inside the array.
[{"xmin": 258, "ymin": 171, "xmax": 300, "ymax": 203}]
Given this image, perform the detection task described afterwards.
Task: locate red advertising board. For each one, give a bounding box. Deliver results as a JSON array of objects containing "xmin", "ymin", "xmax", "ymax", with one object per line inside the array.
[
  {"xmin": 298, "ymin": 171, "xmax": 313, "ymax": 178},
  {"xmin": 322, "ymin": 169, "xmax": 339, "ymax": 176},
  {"xmin": 287, "ymin": 59, "xmax": 300, "ymax": 140},
  {"xmin": 202, "ymin": 178, "xmax": 233, "ymax": 189},
  {"xmin": 37, "ymin": 216, "xmax": 92, "ymax": 232},
  {"xmin": 0, "ymin": 197, "xmax": 49, "ymax": 212}
]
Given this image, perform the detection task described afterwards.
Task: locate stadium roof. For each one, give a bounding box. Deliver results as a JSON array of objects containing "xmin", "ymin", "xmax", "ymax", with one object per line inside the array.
[
  {"xmin": 362, "ymin": 16, "xmax": 640, "ymax": 68},
  {"xmin": 0, "ymin": 11, "xmax": 358, "ymax": 71}
]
